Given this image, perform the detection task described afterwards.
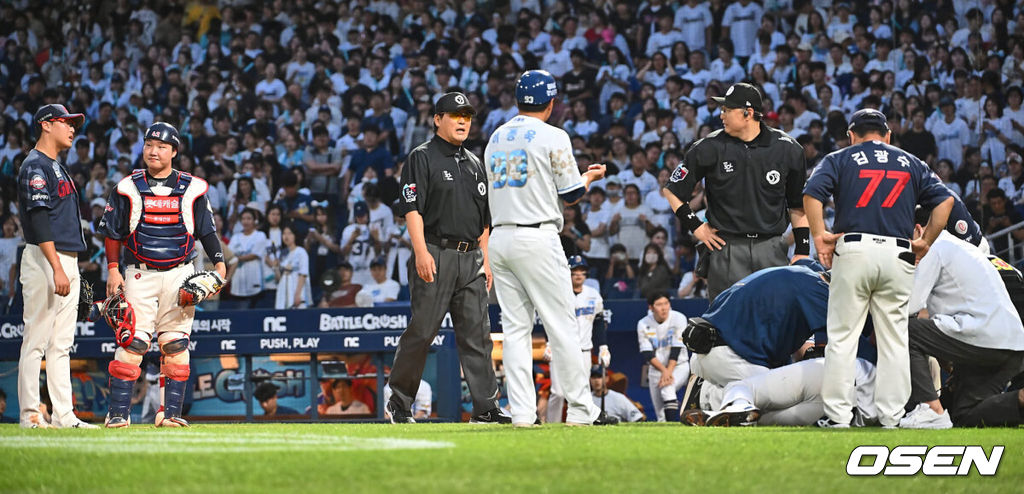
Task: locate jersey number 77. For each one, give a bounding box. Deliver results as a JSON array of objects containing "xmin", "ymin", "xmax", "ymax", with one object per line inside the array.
[{"xmin": 856, "ymin": 169, "xmax": 910, "ymax": 208}]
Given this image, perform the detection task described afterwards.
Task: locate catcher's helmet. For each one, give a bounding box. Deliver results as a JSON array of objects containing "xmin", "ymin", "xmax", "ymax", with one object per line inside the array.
[
  {"xmin": 568, "ymin": 255, "xmax": 588, "ymax": 271},
  {"xmin": 515, "ymin": 70, "xmax": 558, "ymax": 106},
  {"xmin": 101, "ymin": 289, "xmax": 137, "ymax": 349},
  {"xmin": 144, "ymin": 122, "xmax": 180, "ymax": 150}
]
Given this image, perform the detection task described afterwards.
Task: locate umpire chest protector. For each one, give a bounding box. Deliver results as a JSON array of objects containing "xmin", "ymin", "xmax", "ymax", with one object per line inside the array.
[{"xmin": 119, "ymin": 170, "xmax": 206, "ymax": 269}]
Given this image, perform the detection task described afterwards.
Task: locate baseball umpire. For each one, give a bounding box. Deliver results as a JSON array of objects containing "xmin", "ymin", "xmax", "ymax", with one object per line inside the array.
[
  {"xmin": 803, "ymin": 109, "xmax": 953, "ymax": 428},
  {"xmin": 663, "ymin": 82, "xmax": 809, "ymax": 301},
  {"xmin": 387, "ymin": 92, "xmax": 508, "ymax": 424},
  {"xmin": 16, "ymin": 104, "xmax": 97, "ymax": 429},
  {"xmin": 99, "ymin": 122, "xmax": 226, "ymax": 428}
]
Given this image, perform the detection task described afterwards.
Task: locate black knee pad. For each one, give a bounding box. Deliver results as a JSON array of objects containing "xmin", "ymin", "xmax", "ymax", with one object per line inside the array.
[
  {"xmin": 161, "ymin": 338, "xmax": 190, "ymax": 356},
  {"xmin": 126, "ymin": 338, "xmax": 151, "ymax": 355}
]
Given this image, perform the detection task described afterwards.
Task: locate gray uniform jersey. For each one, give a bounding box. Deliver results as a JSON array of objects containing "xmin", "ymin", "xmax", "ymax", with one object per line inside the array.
[{"xmin": 486, "ymin": 115, "xmax": 584, "ymax": 230}]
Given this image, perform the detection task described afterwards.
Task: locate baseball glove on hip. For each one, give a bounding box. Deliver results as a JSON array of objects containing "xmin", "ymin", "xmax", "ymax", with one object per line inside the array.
[{"xmin": 178, "ymin": 271, "xmax": 226, "ymax": 306}]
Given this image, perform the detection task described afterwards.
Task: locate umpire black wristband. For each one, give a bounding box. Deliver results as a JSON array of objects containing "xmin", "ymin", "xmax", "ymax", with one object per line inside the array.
[
  {"xmin": 674, "ymin": 204, "xmax": 705, "ymax": 233},
  {"xmin": 793, "ymin": 227, "xmax": 810, "ymax": 256}
]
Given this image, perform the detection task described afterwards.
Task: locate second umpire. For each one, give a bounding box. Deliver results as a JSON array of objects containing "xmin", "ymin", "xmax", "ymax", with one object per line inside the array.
[
  {"xmin": 387, "ymin": 92, "xmax": 508, "ymax": 424},
  {"xmin": 664, "ymin": 83, "xmax": 809, "ymax": 300}
]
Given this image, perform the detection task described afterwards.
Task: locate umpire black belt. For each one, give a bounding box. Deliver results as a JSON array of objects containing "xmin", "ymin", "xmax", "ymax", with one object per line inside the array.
[
  {"xmin": 842, "ymin": 233, "xmax": 910, "ymax": 249},
  {"xmin": 718, "ymin": 232, "xmax": 778, "ymax": 240},
  {"xmin": 425, "ymin": 233, "xmax": 478, "ymax": 252}
]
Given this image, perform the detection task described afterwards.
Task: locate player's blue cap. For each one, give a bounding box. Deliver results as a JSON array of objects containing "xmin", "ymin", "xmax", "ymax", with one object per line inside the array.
[
  {"xmin": 568, "ymin": 255, "xmax": 588, "ymax": 271},
  {"xmin": 353, "ymin": 201, "xmax": 369, "ymax": 217},
  {"xmin": 515, "ymin": 70, "xmax": 558, "ymax": 106},
  {"xmin": 370, "ymin": 256, "xmax": 387, "ymax": 267},
  {"xmin": 847, "ymin": 109, "xmax": 889, "ymax": 133},
  {"xmin": 792, "ymin": 257, "xmax": 826, "ymax": 273}
]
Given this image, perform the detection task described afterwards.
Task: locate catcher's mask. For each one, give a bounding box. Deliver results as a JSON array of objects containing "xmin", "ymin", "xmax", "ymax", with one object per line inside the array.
[{"xmin": 101, "ymin": 289, "xmax": 137, "ymax": 348}]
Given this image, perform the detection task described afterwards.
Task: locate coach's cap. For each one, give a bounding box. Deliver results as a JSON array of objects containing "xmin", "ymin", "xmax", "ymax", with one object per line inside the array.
[
  {"xmin": 253, "ymin": 382, "xmax": 280, "ymax": 402},
  {"xmin": 353, "ymin": 201, "xmax": 369, "ymax": 217},
  {"xmin": 370, "ymin": 256, "xmax": 387, "ymax": 267},
  {"xmin": 34, "ymin": 104, "xmax": 84, "ymax": 128},
  {"xmin": 847, "ymin": 108, "xmax": 889, "ymax": 132},
  {"xmin": 434, "ymin": 92, "xmax": 476, "ymax": 116},
  {"xmin": 711, "ymin": 83, "xmax": 763, "ymax": 110}
]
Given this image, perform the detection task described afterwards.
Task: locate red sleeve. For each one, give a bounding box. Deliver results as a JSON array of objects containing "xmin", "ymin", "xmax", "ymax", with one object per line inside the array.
[{"xmin": 105, "ymin": 236, "xmax": 122, "ymax": 265}]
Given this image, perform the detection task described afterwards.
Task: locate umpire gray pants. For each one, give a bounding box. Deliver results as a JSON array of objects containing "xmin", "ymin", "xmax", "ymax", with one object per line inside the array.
[
  {"xmin": 389, "ymin": 242, "xmax": 499, "ymax": 415},
  {"xmin": 908, "ymin": 318, "xmax": 1024, "ymax": 427},
  {"xmin": 706, "ymin": 234, "xmax": 789, "ymax": 301}
]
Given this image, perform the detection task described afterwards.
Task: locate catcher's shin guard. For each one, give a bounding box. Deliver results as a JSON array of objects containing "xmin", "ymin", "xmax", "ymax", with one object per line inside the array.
[
  {"xmin": 156, "ymin": 363, "xmax": 191, "ymax": 427},
  {"xmin": 106, "ymin": 360, "xmax": 141, "ymax": 427}
]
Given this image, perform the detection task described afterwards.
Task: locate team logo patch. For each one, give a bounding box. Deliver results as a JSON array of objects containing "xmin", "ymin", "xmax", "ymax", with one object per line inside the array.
[
  {"xmin": 477, "ymin": 182, "xmax": 486, "ymax": 195},
  {"xmin": 722, "ymin": 161, "xmax": 734, "ymax": 173},
  {"xmin": 442, "ymin": 170, "xmax": 453, "ymax": 181},
  {"xmin": 726, "ymin": 86, "xmax": 735, "ymax": 96},
  {"xmin": 955, "ymin": 220, "xmax": 968, "ymax": 235},
  {"xmin": 670, "ymin": 164, "xmax": 688, "ymax": 182},
  {"xmin": 454, "ymin": 94, "xmax": 467, "ymax": 105},
  {"xmin": 104, "ymin": 204, "xmax": 114, "ymax": 212},
  {"xmin": 766, "ymin": 170, "xmax": 781, "ymax": 185},
  {"xmin": 402, "ymin": 183, "xmax": 417, "ymax": 203},
  {"xmin": 135, "ymin": 273, "xmax": 142, "ymax": 279},
  {"xmin": 29, "ymin": 175, "xmax": 46, "ymax": 190}
]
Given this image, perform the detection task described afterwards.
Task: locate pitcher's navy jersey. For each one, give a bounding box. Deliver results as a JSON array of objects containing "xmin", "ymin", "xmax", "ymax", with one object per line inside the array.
[
  {"xmin": 803, "ymin": 141, "xmax": 950, "ymax": 239},
  {"xmin": 703, "ymin": 264, "xmax": 829, "ymax": 368}
]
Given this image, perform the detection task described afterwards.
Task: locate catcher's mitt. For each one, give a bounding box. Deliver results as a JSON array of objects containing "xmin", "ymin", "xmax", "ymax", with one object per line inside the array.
[
  {"xmin": 77, "ymin": 277, "xmax": 95, "ymax": 322},
  {"xmin": 102, "ymin": 289, "xmax": 136, "ymax": 349},
  {"xmin": 178, "ymin": 271, "xmax": 226, "ymax": 306}
]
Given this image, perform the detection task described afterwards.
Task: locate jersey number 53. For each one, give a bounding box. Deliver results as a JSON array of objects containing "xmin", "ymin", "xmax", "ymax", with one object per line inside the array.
[{"xmin": 490, "ymin": 150, "xmax": 529, "ymax": 189}]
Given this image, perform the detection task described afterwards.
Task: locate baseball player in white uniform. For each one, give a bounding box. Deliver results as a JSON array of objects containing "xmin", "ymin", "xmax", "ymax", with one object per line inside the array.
[
  {"xmin": 99, "ymin": 122, "xmax": 226, "ymax": 428},
  {"xmin": 637, "ymin": 292, "xmax": 689, "ymax": 422},
  {"xmin": 383, "ymin": 380, "xmax": 433, "ymax": 419},
  {"xmin": 487, "ymin": 70, "xmax": 616, "ymax": 427},
  {"xmin": 695, "ymin": 356, "xmax": 879, "ymax": 427},
  {"xmin": 544, "ymin": 255, "xmax": 611, "ymax": 423}
]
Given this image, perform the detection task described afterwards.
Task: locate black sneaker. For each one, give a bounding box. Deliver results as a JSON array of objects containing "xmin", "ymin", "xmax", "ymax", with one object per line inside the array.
[
  {"xmin": 469, "ymin": 409, "xmax": 512, "ymax": 424},
  {"xmin": 386, "ymin": 401, "xmax": 415, "ymax": 424}
]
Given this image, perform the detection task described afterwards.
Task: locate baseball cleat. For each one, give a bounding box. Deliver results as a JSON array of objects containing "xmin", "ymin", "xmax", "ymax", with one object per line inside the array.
[
  {"xmin": 61, "ymin": 419, "xmax": 100, "ymax": 429},
  {"xmin": 20, "ymin": 414, "xmax": 54, "ymax": 429},
  {"xmin": 385, "ymin": 401, "xmax": 415, "ymax": 424},
  {"xmin": 156, "ymin": 416, "xmax": 190, "ymax": 428},
  {"xmin": 815, "ymin": 417, "xmax": 850, "ymax": 429},
  {"xmin": 682, "ymin": 409, "xmax": 711, "ymax": 426},
  {"xmin": 469, "ymin": 409, "xmax": 512, "ymax": 424},
  {"xmin": 567, "ymin": 411, "xmax": 619, "ymax": 426},
  {"xmin": 706, "ymin": 403, "xmax": 760, "ymax": 427},
  {"xmin": 105, "ymin": 415, "xmax": 130, "ymax": 428}
]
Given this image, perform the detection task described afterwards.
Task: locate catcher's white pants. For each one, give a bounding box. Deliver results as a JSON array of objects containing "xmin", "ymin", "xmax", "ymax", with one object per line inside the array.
[
  {"xmin": 648, "ymin": 362, "xmax": 690, "ymax": 422},
  {"xmin": 722, "ymin": 358, "xmax": 879, "ymax": 426},
  {"xmin": 822, "ymin": 235, "xmax": 913, "ymax": 427},
  {"xmin": 690, "ymin": 345, "xmax": 769, "ymax": 410},
  {"xmin": 123, "ymin": 263, "xmax": 196, "ymax": 342},
  {"xmin": 490, "ymin": 225, "xmax": 599, "ymax": 425},
  {"xmin": 546, "ymin": 349, "xmax": 592, "ymax": 423},
  {"xmin": 18, "ymin": 245, "xmax": 80, "ymax": 426}
]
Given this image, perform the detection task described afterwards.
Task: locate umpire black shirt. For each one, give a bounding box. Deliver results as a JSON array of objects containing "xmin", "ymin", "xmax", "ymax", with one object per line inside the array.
[
  {"xmin": 396, "ymin": 135, "xmax": 489, "ymax": 241},
  {"xmin": 666, "ymin": 123, "xmax": 805, "ymax": 236}
]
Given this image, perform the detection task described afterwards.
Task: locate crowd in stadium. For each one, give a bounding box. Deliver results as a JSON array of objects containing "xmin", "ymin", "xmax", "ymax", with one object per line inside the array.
[{"xmin": 0, "ymin": 0, "xmax": 1023, "ymax": 311}]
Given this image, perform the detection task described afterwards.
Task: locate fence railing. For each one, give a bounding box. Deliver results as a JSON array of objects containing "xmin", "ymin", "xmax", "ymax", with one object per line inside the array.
[{"xmin": 986, "ymin": 219, "xmax": 1024, "ymax": 264}]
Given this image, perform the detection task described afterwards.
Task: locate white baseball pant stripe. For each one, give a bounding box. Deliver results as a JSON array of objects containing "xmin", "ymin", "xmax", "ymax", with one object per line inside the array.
[
  {"xmin": 18, "ymin": 245, "xmax": 80, "ymax": 426},
  {"xmin": 690, "ymin": 345, "xmax": 769, "ymax": 410},
  {"xmin": 648, "ymin": 362, "xmax": 690, "ymax": 422},
  {"xmin": 123, "ymin": 263, "xmax": 196, "ymax": 342},
  {"xmin": 546, "ymin": 349, "xmax": 592, "ymax": 423},
  {"xmin": 822, "ymin": 235, "xmax": 913, "ymax": 427},
  {"xmin": 490, "ymin": 225, "xmax": 599, "ymax": 425}
]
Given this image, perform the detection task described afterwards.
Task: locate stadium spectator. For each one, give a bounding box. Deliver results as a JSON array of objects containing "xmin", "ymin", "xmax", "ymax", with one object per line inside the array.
[
  {"xmin": 357, "ymin": 256, "xmax": 399, "ymax": 304},
  {"xmin": 272, "ymin": 223, "xmax": 312, "ymax": 309},
  {"xmin": 637, "ymin": 243, "xmax": 673, "ymax": 301},
  {"xmin": 319, "ymin": 262, "xmax": 363, "ymax": 309},
  {"xmin": 254, "ymin": 382, "xmax": 299, "ymax": 417},
  {"xmin": 227, "ymin": 208, "xmax": 268, "ymax": 309}
]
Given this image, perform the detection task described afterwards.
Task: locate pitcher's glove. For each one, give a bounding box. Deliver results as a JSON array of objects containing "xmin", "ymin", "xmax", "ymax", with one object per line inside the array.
[
  {"xmin": 178, "ymin": 271, "xmax": 226, "ymax": 306},
  {"xmin": 77, "ymin": 277, "xmax": 95, "ymax": 322}
]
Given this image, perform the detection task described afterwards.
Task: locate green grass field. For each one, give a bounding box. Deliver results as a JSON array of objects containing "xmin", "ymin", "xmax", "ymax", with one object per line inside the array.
[{"xmin": 0, "ymin": 423, "xmax": 1020, "ymax": 493}]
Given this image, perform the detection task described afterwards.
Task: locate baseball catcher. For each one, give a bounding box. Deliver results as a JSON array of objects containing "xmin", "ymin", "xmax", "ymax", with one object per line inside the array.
[{"xmin": 97, "ymin": 122, "xmax": 226, "ymax": 428}]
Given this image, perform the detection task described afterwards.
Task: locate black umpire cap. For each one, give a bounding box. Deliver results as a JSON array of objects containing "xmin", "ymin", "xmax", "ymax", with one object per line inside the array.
[
  {"xmin": 434, "ymin": 92, "xmax": 476, "ymax": 116},
  {"xmin": 847, "ymin": 108, "xmax": 889, "ymax": 133},
  {"xmin": 711, "ymin": 83, "xmax": 763, "ymax": 110},
  {"xmin": 34, "ymin": 103, "xmax": 85, "ymax": 129}
]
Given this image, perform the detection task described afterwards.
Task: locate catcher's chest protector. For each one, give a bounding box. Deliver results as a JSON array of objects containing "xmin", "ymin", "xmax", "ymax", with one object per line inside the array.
[{"xmin": 121, "ymin": 170, "xmax": 200, "ymax": 269}]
